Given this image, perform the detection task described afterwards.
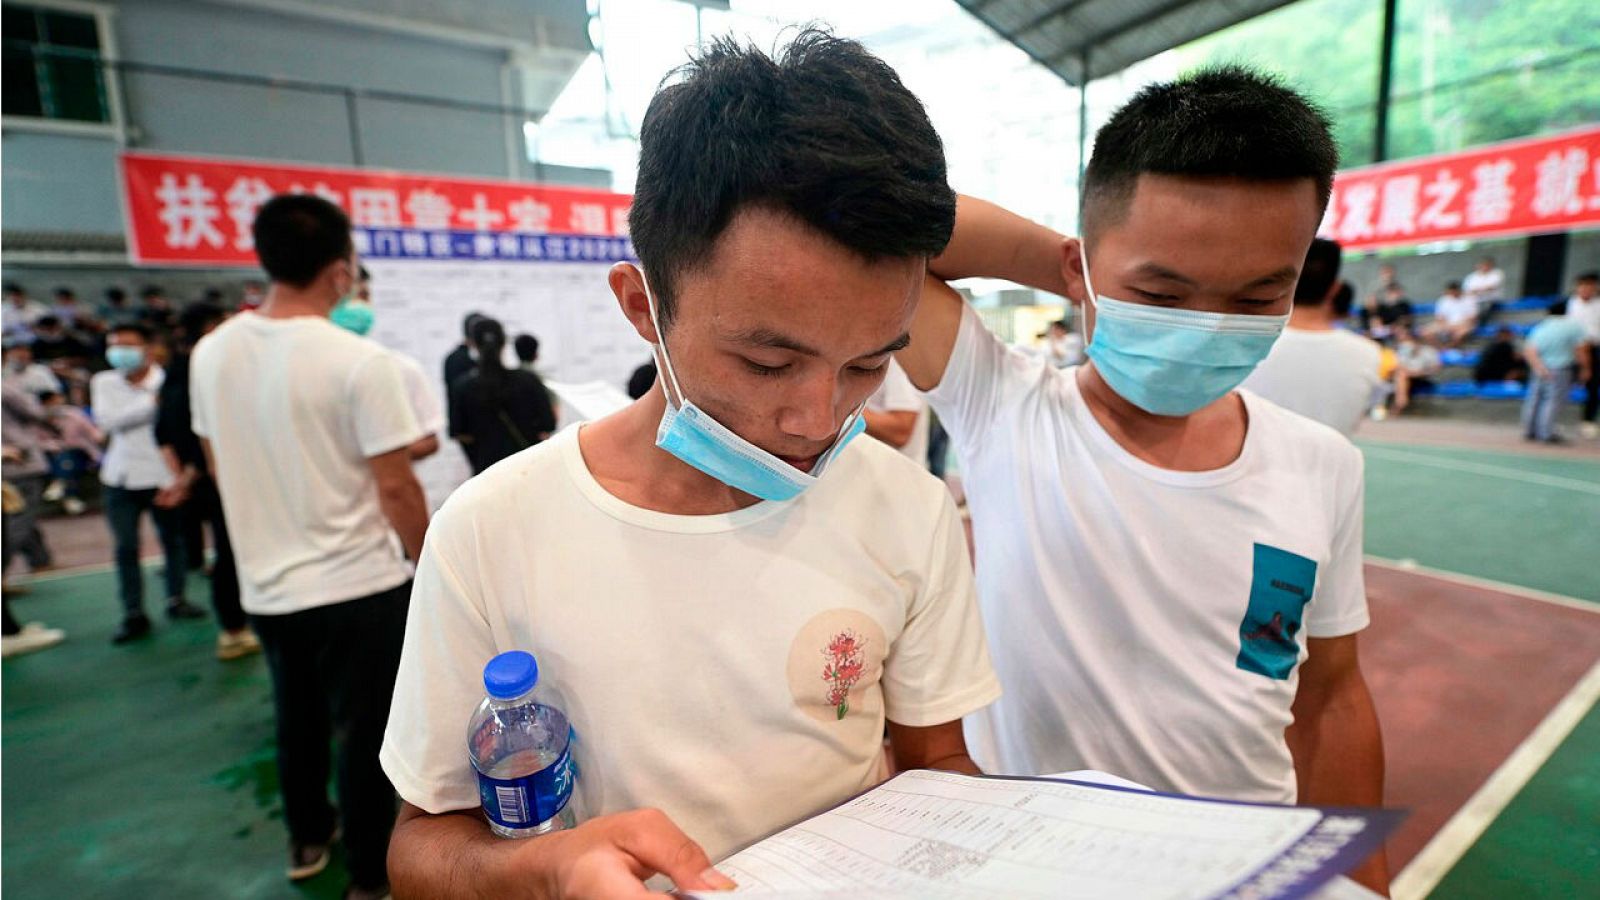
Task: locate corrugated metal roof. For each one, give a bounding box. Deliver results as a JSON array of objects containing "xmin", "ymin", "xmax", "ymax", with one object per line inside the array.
[{"xmin": 953, "ymin": 0, "xmax": 1300, "ymax": 85}]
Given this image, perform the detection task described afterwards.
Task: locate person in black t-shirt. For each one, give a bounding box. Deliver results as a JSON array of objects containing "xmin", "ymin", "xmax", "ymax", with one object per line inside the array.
[{"xmin": 448, "ymin": 318, "xmax": 556, "ymax": 475}]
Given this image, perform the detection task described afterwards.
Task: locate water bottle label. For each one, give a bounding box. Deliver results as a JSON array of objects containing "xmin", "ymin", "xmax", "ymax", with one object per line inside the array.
[{"xmin": 477, "ymin": 746, "xmax": 574, "ymax": 829}]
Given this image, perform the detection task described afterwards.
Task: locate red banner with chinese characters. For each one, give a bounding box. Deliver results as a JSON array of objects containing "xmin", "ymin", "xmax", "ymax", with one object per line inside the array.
[
  {"xmin": 119, "ymin": 151, "xmax": 632, "ymax": 266},
  {"xmin": 1320, "ymin": 124, "xmax": 1600, "ymax": 251}
]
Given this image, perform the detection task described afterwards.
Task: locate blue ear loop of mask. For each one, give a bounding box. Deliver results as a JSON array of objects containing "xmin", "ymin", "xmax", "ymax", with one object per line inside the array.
[
  {"xmin": 1079, "ymin": 249, "xmax": 1288, "ymax": 417},
  {"xmin": 640, "ymin": 272, "xmax": 866, "ymax": 502}
]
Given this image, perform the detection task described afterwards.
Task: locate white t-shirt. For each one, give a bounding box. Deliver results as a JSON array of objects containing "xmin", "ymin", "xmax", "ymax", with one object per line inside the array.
[
  {"xmin": 1432, "ymin": 294, "xmax": 1479, "ymax": 326},
  {"xmin": 92, "ymin": 366, "xmax": 173, "ymax": 491},
  {"xmin": 391, "ymin": 349, "xmax": 445, "ymax": 436},
  {"xmin": 1567, "ymin": 294, "xmax": 1600, "ymax": 343},
  {"xmin": 1243, "ymin": 327, "xmax": 1383, "ymax": 438},
  {"xmin": 191, "ymin": 313, "xmax": 423, "ymax": 615},
  {"xmin": 1462, "ymin": 268, "xmax": 1504, "ymax": 304},
  {"xmin": 928, "ymin": 304, "xmax": 1368, "ymax": 805},
  {"xmin": 866, "ymin": 359, "xmax": 930, "ymax": 466},
  {"xmin": 380, "ymin": 426, "xmax": 999, "ymax": 861}
]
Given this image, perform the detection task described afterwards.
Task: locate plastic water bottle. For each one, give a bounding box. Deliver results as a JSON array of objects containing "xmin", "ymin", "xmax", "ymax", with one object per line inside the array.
[{"xmin": 467, "ymin": 651, "xmax": 577, "ymax": 838}]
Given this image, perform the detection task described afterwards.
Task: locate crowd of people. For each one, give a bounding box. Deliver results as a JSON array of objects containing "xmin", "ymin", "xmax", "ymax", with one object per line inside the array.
[{"xmin": 5, "ymin": 28, "xmax": 1597, "ymax": 900}]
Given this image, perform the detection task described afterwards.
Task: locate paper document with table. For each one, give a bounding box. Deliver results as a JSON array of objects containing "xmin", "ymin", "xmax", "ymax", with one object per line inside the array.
[{"xmin": 690, "ymin": 770, "xmax": 1400, "ymax": 900}]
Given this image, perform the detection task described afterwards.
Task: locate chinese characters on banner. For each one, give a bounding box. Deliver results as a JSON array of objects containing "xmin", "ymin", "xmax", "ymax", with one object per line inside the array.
[
  {"xmin": 119, "ymin": 151, "xmax": 635, "ymax": 266},
  {"xmin": 1321, "ymin": 124, "xmax": 1600, "ymax": 250}
]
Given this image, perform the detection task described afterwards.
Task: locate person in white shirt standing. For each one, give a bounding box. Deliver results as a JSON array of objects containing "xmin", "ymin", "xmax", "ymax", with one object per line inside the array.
[
  {"xmin": 1425, "ymin": 281, "xmax": 1480, "ymax": 347},
  {"xmin": 864, "ymin": 358, "xmax": 931, "ymax": 466},
  {"xmin": 93, "ymin": 322, "xmax": 207, "ymax": 644},
  {"xmin": 190, "ymin": 194, "xmax": 429, "ymax": 900},
  {"xmin": 897, "ymin": 68, "xmax": 1387, "ymax": 893},
  {"xmin": 1244, "ymin": 238, "xmax": 1382, "ymax": 437},
  {"xmin": 1565, "ymin": 271, "xmax": 1600, "ymax": 438},
  {"xmin": 1462, "ymin": 256, "xmax": 1505, "ymax": 313},
  {"xmin": 382, "ymin": 32, "xmax": 999, "ymax": 898}
]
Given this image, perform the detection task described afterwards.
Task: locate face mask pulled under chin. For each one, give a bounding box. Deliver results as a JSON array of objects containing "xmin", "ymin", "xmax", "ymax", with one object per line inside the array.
[
  {"xmin": 1080, "ymin": 252, "xmax": 1288, "ymax": 417},
  {"xmin": 640, "ymin": 273, "xmax": 865, "ymax": 502}
]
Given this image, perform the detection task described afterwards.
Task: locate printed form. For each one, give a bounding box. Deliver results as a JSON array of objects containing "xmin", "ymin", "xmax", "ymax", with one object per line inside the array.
[{"xmin": 692, "ymin": 770, "xmax": 1397, "ymax": 900}]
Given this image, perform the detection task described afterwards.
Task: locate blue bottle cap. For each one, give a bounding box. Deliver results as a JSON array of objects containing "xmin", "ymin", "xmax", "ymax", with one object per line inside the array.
[{"xmin": 483, "ymin": 651, "xmax": 539, "ymax": 700}]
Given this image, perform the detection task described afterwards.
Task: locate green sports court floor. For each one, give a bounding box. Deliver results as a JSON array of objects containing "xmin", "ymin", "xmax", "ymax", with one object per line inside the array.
[{"xmin": 3, "ymin": 439, "xmax": 1597, "ymax": 899}]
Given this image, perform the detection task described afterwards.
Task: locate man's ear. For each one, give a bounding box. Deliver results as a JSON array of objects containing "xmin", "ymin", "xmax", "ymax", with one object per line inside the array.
[
  {"xmin": 1062, "ymin": 238, "xmax": 1088, "ymax": 308},
  {"xmin": 610, "ymin": 263, "xmax": 658, "ymax": 346}
]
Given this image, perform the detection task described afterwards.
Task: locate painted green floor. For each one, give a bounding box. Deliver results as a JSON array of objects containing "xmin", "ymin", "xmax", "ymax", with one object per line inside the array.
[{"xmin": 2, "ymin": 440, "xmax": 1596, "ymax": 898}]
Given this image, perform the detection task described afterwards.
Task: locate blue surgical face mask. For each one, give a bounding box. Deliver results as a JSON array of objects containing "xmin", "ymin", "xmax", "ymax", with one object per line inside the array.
[
  {"xmin": 330, "ymin": 297, "xmax": 375, "ymax": 336},
  {"xmin": 642, "ymin": 275, "xmax": 865, "ymax": 502},
  {"xmin": 106, "ymin": 345, "xmax": 146, "ymax": 373},
  {"xmin": 1081, "ymin": 255, "xmax": 1287, "ymax": 417}
]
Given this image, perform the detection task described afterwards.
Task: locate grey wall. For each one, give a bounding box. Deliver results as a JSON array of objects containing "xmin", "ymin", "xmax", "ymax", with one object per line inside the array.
[{"xmin": 1, "ymin": 132, "xmax": 126, "ymax": 234}]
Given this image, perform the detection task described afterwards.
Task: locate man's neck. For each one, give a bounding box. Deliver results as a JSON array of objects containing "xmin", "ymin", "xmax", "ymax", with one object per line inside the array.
[
  {"xmin": 1076, "ymin": 364, "xmax": 1248, "ymax": 472},
  {"xmin": 259, "ymin": 285, "xmax": 333, "ymax": 320},
  {"xmin": 125, "ymin": 364, "xmax": 153, "ymax": 385},
  {"xmin": 578, "ymin": 388, "xmax": 767, "ymax": 515},
  {"xmin": 1287, "ymin": 304, "xmax": 1335, "ymax": 332}
]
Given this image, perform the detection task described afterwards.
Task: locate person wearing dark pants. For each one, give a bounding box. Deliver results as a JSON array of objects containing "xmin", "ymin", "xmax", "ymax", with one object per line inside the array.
[
  {"xmin": 1564, "ymin": 272, "xmax": 1599, "ymax": 438},
  {"xmin": 92, "ymin": 323, "xmax": 207, "ymax": 644},
  {"xmin": 190, "ymin": 195, "xmax": 429, "ymax": 900},
  {"xmin": 252, "ymin": 583, "xmax": 409, "ymax": 890},
  {"xmin": 155, "ymin": 301, "xmax": 258, "ymax": 660}
]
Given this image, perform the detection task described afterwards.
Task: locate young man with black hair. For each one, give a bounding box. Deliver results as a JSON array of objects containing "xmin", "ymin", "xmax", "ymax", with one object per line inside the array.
[
  {"xmin": 93, "ymin": 322, "xmax": 206, "ymax": 644},
  {"xmin": 191, "ymin": 194, "xmax": 428, "ymax": 900},
  {"xmin": 383, "ymin": 32, "xmax": 998, "ymax": 898},
  {"xmin": 897, "ymin": 67, "xmax": 1388, "ymax": 891},
  {"xmin": 1244, "ymin": 238, "xmax": 1382, "ymax": 436},
  {"xmin": 443, "ymin": 311, "xmax": 485, "ymax": 389}
]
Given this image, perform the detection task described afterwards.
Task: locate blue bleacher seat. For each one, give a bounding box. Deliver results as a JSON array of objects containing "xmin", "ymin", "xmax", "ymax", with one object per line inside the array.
[{"xmin": 1439, "ymin": 349, "xmax": 1480, "ymax": 367}]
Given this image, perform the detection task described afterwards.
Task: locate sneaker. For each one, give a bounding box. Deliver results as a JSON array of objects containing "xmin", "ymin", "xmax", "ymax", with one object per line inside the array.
[
  {"xmin": 111, "ymin": 614, "xmax": 153, "ymax": 645},
  {"xmin": 287, "ymin": 841, "xmax": 332, "ymax": 882},
  {"xmin": 166, "ymin": 598, "xmax": 208, "ymax": 621},
  {"xmin": 216, "ymin": 629, "xmax": 262, "ymax": 661},
  {"xmin": 1543, "ymin": 435, "xmax": 1569, "ymax": 445},
  {"xmin": 62, "ymin": 497, "xmax": 86, "ymax": 515},
  {"xmin": 344, "ymin": 883, "xmax": 392, "ymax": 900},
  {"xmin": 1581, "ymin": 422, "xmax": 1600, "ymax": 439},
  {"xmin": 2, "ymin": 622, "xmax": 66, "ymax": 658},
  {"xmin": 41, "ymin": 480, "xmax": 65, "ymax": 502}
]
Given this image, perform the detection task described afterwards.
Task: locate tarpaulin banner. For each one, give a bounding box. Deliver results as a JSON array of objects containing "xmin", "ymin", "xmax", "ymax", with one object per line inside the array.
[
  {"xmin": 1320, "ymin": 124, "xmax": 1600, "ymax": 251},
  {"xmin": 119, "ymin": 151, "xmax": 633, "ymax": 267}
]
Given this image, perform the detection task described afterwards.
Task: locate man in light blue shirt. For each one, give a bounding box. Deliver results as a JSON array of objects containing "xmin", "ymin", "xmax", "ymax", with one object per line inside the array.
[{"xmin": 1522, "ymin": 300, "xmax": 1592, "ymax": 443}]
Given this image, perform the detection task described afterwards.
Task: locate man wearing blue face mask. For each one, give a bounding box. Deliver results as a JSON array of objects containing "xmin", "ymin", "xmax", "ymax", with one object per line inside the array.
[
  {"xmin": 92, "ymin": 322, "xmax": 207, "ymax": 643},
  {"xmin": 382, "ymin": 32, "xmax": 1000, "ymax": 899},
  {"xmin": 897, "ymin": 68, "xmax": 1388, "ymax": 893}
]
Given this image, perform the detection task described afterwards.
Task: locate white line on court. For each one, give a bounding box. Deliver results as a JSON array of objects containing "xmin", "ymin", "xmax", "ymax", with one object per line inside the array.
[
  {"xmin": 1360, "ymin": 444, "xmax": 1600, "ymax": 497},
  {"xmin": 1391, "ymin": 658, "xmax": 1600, "ymax": 900},
  {"xmin": 1364, "ymin": 556, "xmax": 1599, "ymax": 614}
]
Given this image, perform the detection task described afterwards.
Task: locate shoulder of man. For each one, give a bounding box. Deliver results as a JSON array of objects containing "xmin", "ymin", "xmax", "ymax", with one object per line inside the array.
[{"xmin": 1245, "ymin": 390, "xmax": 1363, "ymax": 472}]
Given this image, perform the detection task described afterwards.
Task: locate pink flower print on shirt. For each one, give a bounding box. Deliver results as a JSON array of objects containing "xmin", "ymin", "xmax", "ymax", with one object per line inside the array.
[{"xmin": 821, "ymin": 629, "xmax": 867, "ymax": 720}]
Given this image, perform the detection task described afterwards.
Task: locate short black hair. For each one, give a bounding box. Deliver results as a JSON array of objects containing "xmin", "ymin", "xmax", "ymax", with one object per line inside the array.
[
  {"xmin": 3, "ymin": 282, "xmax": 21, "ymax": 295},
  {"xmin": 629, "ymin": 29, "xmax": 955, "ymax": 328},
  {"xmin": 1330, "ymin": 281, "xmax": 1355, "ymax": 318},
  {"xmin": 1294, "ymin": 238, "xmax": 1342, "ymax": 305},
  {"xmin": 1083, "ymin": 65, "xmax": 1337, "ymax": 242},
  {"xmin": 54, "ymin": 287, "xmax": 75, "ymax": 299},
  {"xmin": 251, "ymin": 194, "xmax": 353, "ymax": 289},
  {"xmin": 513, "ymin": 333, "xmax": 540, "ymax": 363},
  {"xmin": 1446, "ymin": 281, "xmax": 1462, "ymax": 291},
  {"xmin": 141, "ymin": 286, "xmax": 163, "ymax": 299},
  {"xmin": 178, "ymin": 302, "xmax": 227, "ymax": 347},
  {"xmin": 109, "ymin": 322, "xmax": 153, "ymax": 342},
  {"xmin": 34, "ymin": 315, "xmax": 61, "ymax": 330},
  {"xmin": 105, "ymin": 287, "xmax": 126, "ymax": 304},
  {"xmin": 462, "ymin": 311, "xmax": 486, "ymax": 340},
  {"xmin": 1577, "ymin": 271, "xmax": 1599, "ymax": 283},
  {"xmin": 1548, "ymin": 300, "xmax": 1569, "ymax": 316}
]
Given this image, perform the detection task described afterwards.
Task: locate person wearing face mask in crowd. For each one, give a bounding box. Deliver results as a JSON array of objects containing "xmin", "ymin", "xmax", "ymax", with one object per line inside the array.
[
  {"xmin": 895, "ymin": 67, "xmax": 1387, "ymax": 894},
  {"xmin": 331, "ymin": 267, "xmax": 444, "ymax": 460},
  {"xmin": 91, "ymin": 323, "xmax": 207, "ymax": 644},
  {"xmin": 382, "ymin": 33, "xmax": 1000, "ymax": 898},
  {"xmin": 189, "ymin": 195, "xmax": 428, "ymax": 900}
]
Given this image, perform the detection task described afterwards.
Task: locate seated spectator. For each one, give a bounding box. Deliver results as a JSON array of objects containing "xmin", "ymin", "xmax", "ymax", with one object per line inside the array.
[
  {"xmin": 1473, "ymin": 327, "xmax": 1527, "ymax": 384},
  {"xmin": 98, "ymin": 287, "xmax": 140, "ymax": 327},
  {"xmin": 627, "ymin": 360, "xmax": 657, "ymax": 399},
  {"xmin": 3, "ymin": 339, "xmax": 64, "ymax": 396},
  {"xmin": 1521, "ymin": 300, "xmax": 1591, "ymax": 444},
  {"xmin": 28, "ymin": 316, "xmax": 94, "ymax": 370},
  {"xmin": 1425, "ymin": 281, "xmax": 1479, "ymax": 347},
  {"xmin": 3, "ymin": 284, "xmax": 51, "ymax": 342},
  {"xmin": 39, "ymin": 390, "xmax": 103, "ymax": 516},
  {"xmin": 138, "ymin": 286, "xmax": 178, "ymax": 333},
  {"xmin": 1390, "ymin": 325, "xmax": 1441, "ymax": 415},
  {"xmin": 52, "ymin": 288, "xmax": 101, "ymax": 334},
  {"xmin": 448, "ymin": 318, "xmax": 555, "ymax": 475},
  {"xmin": 1368, "ymin": 284, "xmax": 1414, "ymax": 339},
  {"xmin": 1463, "ymin": 256, "xmax": 1505, "ymax": 313}
]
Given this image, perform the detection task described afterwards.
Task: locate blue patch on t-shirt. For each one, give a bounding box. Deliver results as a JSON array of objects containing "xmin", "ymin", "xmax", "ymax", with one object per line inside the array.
[{"xmin": 1236, "ymin": 544, "xmax": 1318, "ymax": 680}]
